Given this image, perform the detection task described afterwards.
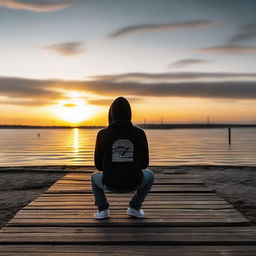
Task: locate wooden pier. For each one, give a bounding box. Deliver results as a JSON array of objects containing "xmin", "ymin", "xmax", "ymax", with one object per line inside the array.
[{"xmin": 1, "ymin": 167, "xmax": 256, "ymax": 255}]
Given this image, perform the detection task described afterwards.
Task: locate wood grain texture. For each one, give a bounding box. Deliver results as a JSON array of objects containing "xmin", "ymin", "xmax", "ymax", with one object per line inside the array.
[{"xmin": 0, "ymin": 168, "xmax": 254, "ymax": 255}]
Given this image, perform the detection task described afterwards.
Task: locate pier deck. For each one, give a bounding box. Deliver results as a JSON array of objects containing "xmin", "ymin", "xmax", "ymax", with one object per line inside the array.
[{"xmin": 0, "ymin": 167, "xmax": 256, "ymax": 255}]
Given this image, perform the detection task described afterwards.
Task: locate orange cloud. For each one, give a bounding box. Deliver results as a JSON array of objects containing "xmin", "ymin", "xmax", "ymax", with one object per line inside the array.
[
  {"xmin": 0, "ymin": 0, "xmax": 74, "ymax": 12},
  {"xmin": 45, "ymin": 42, "xmax": 84, "ymax": 56}
]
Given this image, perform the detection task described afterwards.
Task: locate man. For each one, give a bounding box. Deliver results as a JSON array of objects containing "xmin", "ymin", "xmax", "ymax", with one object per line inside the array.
[{"xmin": 91, "ymin": 97, "xmax": 154, "ymax": 219}]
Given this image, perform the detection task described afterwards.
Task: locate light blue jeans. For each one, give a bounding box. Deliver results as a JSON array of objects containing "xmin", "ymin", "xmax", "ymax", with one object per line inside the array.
[{"xmin": 91, "ymin": 169, "xmax": 154, "ymax": 211}]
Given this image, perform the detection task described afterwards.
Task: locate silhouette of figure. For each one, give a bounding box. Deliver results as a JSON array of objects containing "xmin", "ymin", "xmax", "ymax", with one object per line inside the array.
[{"xmin": 91, "ymin": 97, "xmax": 154, "ymax": 219}]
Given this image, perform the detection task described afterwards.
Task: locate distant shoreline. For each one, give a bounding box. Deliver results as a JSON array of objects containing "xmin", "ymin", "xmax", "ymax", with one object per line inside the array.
[{"xmin": 1, "ymin": 124, "xmax": 256, "ymax": 129}]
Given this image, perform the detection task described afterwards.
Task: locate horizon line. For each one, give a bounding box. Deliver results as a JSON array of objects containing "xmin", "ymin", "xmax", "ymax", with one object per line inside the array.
[{"xmin": 1, "ymin": 123, "xmax": 256, "ymax": 129}]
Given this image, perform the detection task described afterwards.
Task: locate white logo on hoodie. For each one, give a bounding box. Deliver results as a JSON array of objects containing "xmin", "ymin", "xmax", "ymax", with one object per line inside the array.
[{"xmin": 112, "ymin": 139, "xmax": 134, "ymax": 162}]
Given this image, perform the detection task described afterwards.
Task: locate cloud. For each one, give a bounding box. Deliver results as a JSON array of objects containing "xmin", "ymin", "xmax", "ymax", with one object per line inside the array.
[
  {"xmin": 87, "ymin": 97, "xmax": 142, "ymax": 106},
  {"xmin": 83, "ymin": 80, "xmax": 256, "ymax": 99},
  {"xmin": 230, "ymin": 23, "xmax": 256, "ymax": 43},
  {"xmin": 0, "ymin": 77, "xmax": 62, "ymax": 106},
  {"xmin": 92, "ymin": 72, "xmax": 256, "ymax": 82},
  {"xmin": 110, "ymin": 20, "xmax": 215, "ymax": 38},
  {"xmin": 0, "ymin": 97, "xmax": 55, "ymax": 106},
  {"xmin": 0, "ymin": 0, "xmax": 74, "ymax": 12},
  {"xmin": 0, "ymin": 77, "xmax": 58, "ymax": 97},
  {"xmin": 2, "ymin": 72, "xmax": 256, "ymax": 108},
  {"xmin": 169, "ymin": 58, "xmax": 210, "ymax": 68},
  {"xmin": 45, "ymin": 42, "xmax": 84, "ymax": 56},
  {"xmin": 199, "ymin": 45, "xmax": 256, "ymax": 54}
]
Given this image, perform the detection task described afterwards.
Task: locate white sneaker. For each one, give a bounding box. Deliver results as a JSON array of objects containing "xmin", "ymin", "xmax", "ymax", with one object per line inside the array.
[
  {"xmin": 94, "ymin": 209, "xmax": 110, "ymax": 219},
  {"xmin": 127, "ymin": 207, "xmax": 145, "ymax": 218}
]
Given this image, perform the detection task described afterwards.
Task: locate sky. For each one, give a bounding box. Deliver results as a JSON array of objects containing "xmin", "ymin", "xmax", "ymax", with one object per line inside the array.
[{"xmin": 0, "ymin": 0, "xmax": 256, "ymax": 125}]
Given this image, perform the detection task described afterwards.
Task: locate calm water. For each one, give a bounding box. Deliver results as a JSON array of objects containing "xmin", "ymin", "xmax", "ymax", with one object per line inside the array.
[{"xmin": 0, "ymin": 128, "xmax": 256, "ymax": 166}]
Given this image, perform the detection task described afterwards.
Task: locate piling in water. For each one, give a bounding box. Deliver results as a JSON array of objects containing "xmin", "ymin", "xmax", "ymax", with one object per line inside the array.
[{"xmin": 228, "ymin": 128, "xmax": 231, "ymax": 145}]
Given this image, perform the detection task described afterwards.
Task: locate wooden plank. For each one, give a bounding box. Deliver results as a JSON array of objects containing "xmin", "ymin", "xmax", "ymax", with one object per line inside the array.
[
  {"xmin": 11, "ymin": 214, "xmax": 245, "ymax": 222},
  {"xmin": 3, "ymin": 253, "xmax": 254, "ymax": 256},
  {"xmin": 1, "ymin": 226, "xmax": 256, "ymax": 244},
  {"xmin": 48, "ymin": 184, "xmax": 209, "ymax": 188},
  {"xmin": 3, "ymin": 226, "xmax": 256, "ymax": 234},
  {"xmin": 59, "ymin": 176, "xmax": 202, "ymax": 181},
  {"xmin": 7, "ymin": 217, "xmax": 248, "ymax": 226},
  {"xmin": 34, "ymin": 196, "xmax": 225, "ymax": 201},
  {"xmin": 56, "ymin": 179, "xmax": 204, "ymax": 184},
  {"xmin": 28, "ymin": 201, "xmax": 230, "ymax": 206},
  {"xmin": 46, "ymin": 185, "xmax": 212, "ymax": 193},
  {"xmin": 13, "ymin": 208, "xmax": 244, "ymax": 216},
  {"xmin": 13, "ymin": 211, "xmax": 245, "ymax": 222},
  {"xmin": 60, "ymin": 178, "xmax": 201, "ymax": 181},
  {"xmin": 39, "ymin": 192, "xmax": 216, "ymax": 196},
  {"xmin": 13, "ymin": 207, "xmax": 244, "ymax": 215},
  {"xmin": 63, "ymin": 174, "xmax": 199, "ymax": 177},
  {"xmin": 16, "ymin": 209, "xmax": 243, "ymax": 215},
  {"xmin": 0, "ymin": 252, "xmax": 255, "ymax": 256},
  {"xmin": 0, "ymin": 245, "xmax": 256, "ymax": 256},
  {"xmin": 38, "ymin": 193, "xmax": 218, "ymax": 199},
  {"xmin": 23, "ymin": 204, "xmax": 234, "ymax": 210},
  {"xmin": 63, "ymin": 173, "xmax": 198, "ymax": 177},
  {"xmin": 15, "ymin": 209, "xmax": 243, "ymax": 220}
]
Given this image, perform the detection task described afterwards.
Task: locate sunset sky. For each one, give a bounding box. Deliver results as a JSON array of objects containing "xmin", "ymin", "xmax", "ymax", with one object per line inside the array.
[{"xmin": 1, "ymin": 0, "xmax": 256, "ymax": 125}]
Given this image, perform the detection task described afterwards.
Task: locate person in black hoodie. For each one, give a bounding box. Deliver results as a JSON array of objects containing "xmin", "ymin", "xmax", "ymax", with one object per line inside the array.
[{"xmin": 91, "ymin": 97, "xmax": 154, "ymax": 219}]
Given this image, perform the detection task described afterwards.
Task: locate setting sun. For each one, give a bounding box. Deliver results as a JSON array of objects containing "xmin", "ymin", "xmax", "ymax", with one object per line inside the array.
[{"xmin": 55, "ymin": 98, "xmax": 97, "ymax": 123}]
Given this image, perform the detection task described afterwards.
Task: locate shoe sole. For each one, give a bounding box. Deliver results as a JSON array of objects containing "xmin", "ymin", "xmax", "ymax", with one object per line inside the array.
[
  {"xmin": 94, "ymin": 215, "xmax": 110, "ymax": 219},
  {"xmin": 127, "ymin": 213, "xmax": 145, "ymax": 219}
]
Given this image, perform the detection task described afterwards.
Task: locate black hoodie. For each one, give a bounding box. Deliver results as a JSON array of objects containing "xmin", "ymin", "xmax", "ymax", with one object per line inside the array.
[{"xmin": 94, "ymin": 97, "xmax": 149, "ymax": 189}]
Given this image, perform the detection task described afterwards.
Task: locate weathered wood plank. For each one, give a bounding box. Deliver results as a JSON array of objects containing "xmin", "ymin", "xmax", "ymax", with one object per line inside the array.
[
  {"xmin": 38, "ymin": 193, "xmax": 218, "ymax": 198},
  {"xmin": 63, "ymin": 174, "xmax": 198, "ymax": 178},
  {"xmin": 39, "ymin": 192, "xmax": 216, "ymax": 195},
  {"xmin": 3, "ymin": 226, "xmax": 256, "ymax": 234},
  {"xmin": 54, "ymin": 180, "xmax": 203, "ymax": 184},
  {"xmin": 23, "ymin": 204, "xmax": 234, "ymax": 210},
  {"xmin": 11, "ymin": 215, "xmax": 245, "ymax": 222},
  {"xmin": 12, "ymin": 209, "xmax": 245, "ymax": 217},
  {"xmin": 0, "ymin": 245, "xmax": 256, "ymax": 256},
  {"xmin": 46, "ymin": 185, "xmax": 212, "ymax": 193},
  {"xmin": 1, "ymin": 226, "xmax": 256, "ymax": 244},
  {"xmin": 15, "ymin": 209, "xmax": 243, "ymax": 215},
  {"xmin": 28, "ymin": 201, "xmax": 230, "ymax": 206},
  {"xmin": 34, "ymin": 196, "xmax": 224, "ymax": 202},
  {"xmin": 0, "ymin": 252, "xmax": 255, "ymax": 256},
  {"xmin": 7, "ymin": 217, "xmax": 248, "ymax": 226}
]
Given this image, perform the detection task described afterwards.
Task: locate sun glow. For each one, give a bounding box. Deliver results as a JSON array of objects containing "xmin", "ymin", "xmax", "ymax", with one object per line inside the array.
[{"xmin": 55, "ymin": 98, "xmax": 97, "ymax": 123}]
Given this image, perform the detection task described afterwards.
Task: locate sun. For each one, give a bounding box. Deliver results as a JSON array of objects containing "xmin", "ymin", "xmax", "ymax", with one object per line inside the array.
[{"xmin": 55, "ymin": 98, "xmax": 96, "ymax": 123}]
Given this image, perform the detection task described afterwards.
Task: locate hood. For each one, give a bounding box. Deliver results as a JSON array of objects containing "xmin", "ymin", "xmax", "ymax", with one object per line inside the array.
[{"xmin": 108, "ymin": 97, "xmax": 132, "ymax": 124}]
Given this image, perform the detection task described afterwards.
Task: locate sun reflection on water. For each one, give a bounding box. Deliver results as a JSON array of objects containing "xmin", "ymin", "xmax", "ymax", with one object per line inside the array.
[{"xmin": 73, "ymin": 128, "xmax": 79, "ymax": 152}]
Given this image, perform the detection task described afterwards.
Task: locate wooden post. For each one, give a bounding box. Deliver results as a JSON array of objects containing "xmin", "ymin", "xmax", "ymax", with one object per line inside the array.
[{"xmin": 228, "ymin": 127, "xmax": 231, "ymax": 145}]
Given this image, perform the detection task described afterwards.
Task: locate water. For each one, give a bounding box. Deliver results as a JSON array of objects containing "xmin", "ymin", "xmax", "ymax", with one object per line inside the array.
[{"xmin": 0, "ymin": 128, "xmax": 256, "ymax": 166}]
